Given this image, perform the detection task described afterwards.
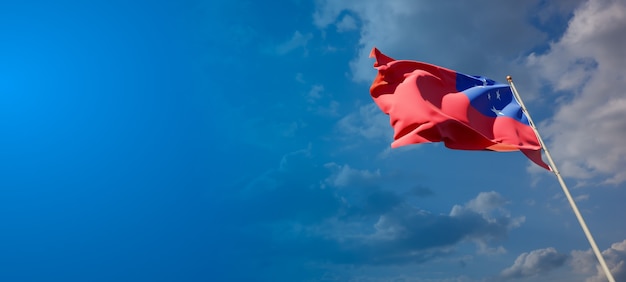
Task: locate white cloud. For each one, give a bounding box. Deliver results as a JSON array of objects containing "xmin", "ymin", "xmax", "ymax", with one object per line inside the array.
[
  {"xmin": 306, "ymin": 84, "xmax": 324, "ymax": 103},
  {"xmin": 324, "ymin": 162, "xmax": 381, "ymax": 188},
  {"xmin": 575, "ymin": 194, "xmax": 590, "ymax": 202},
  {"xmin": 571, "ymin": 239, "xmax": 626, "ymax": 282},
  {"xmin": 336, "ymin": 103, "xmax": 391, "ymax": 143},
  {"xmin": 527, "ymin": 0, "xmax": 626, "ymax": 184},
  {"xmin": 320, "ymin": 191, "xmax": 525, "ymax": 264},
  {"xmin": 239, "ymin": 166, "xmax": 530, "ymax": 271},
  {"xmin": 275, "ymin": 30, "xmax": 313, "ymax": 55},
  {"xmin": 449, "ymin": 192, "xmax": 524, "ymax": 253},
  {"xmin": 463, "ymin": 191, "xmax": 509, "ymax": 218},
  {"xmin": 279, "ymin": 144, "xmax": 312, "ymax": 172},
  {"xmin": 295, "ymin": 72, "xmax": 305, "ymax": 83},
  {"xmin": 500, "ymin": 247, "xmax": 568, "ymax": 279},
  {"xmin": 376, "ymin": 144, "xmax": 421, "ymax": 159},
  {"xmin": 304, "ymin": 84, "xmax": 340, "ymax": 116},
  {"xmin": 450, "ymin": 191, "xmax": 511, "ymax": 220},
  {"xmin": 335, "ymin": 14, "xmax": 357, "ymax": 32},
  {"xmin": 314, "ymin": 0, "xmax": 547, "ymax": 83},
  {"xmin": 240, "ymin": 145, "xmax": 314, "ymax": 197}
]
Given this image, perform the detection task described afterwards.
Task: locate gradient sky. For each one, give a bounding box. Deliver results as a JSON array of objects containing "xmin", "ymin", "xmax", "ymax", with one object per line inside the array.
[{"xmin": 1, "ymin": 0, "xmax": 626, "ymax": 281}]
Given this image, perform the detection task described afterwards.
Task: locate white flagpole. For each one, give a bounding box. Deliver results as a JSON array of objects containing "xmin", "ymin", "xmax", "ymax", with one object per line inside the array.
[{"xmin": 506, "ymin": 76, "xmax": 615, "ymax": 282}]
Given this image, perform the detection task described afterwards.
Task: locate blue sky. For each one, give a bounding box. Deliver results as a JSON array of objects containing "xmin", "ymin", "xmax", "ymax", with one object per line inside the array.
[{"xmin": 1, "ymin": 0, "xmax": 626, "ymax": 281}]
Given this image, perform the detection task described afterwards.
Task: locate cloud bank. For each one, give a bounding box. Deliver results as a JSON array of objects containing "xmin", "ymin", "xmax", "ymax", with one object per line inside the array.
[
  {"xmin": 528, "ymin": 0, "xmax": 626, "ymax": 184},
  {"xmin": 226, "ymin": 148, "xmax": 527, "ymax": 280},
  {"xmin": 500, "ymin": 247, "xmax": 568, "ymax": 279}
]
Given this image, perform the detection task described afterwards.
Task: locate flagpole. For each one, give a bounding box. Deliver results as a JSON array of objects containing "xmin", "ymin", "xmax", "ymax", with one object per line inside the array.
[{"xmin": 506, "ymin": 76, "xmax": 615, "ymax": 282}]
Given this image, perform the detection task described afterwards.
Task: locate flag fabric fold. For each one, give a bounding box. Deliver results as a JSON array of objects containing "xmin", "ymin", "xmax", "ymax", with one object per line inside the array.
[{"xmin": 369, "ymin": 48, "xmax": 550, "ymax": 170}]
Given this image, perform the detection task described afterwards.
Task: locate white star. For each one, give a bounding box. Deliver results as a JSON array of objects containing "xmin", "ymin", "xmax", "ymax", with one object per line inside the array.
[
  {"xmin": 496, "ymin": 90, "xmax": 501, "ymax": 100},
  {"xmin": 491, "ymin": 106, "xmax": 504, "ymax": 116},
  {"xmin": 487, "ymin": 93, "xmax": 491, "ymax": 100}
]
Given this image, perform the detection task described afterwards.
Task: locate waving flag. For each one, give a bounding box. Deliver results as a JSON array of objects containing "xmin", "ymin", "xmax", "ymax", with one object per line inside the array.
[{"xmin": 369, "ymin": 48, "xmax": 550, "ymax": 170}]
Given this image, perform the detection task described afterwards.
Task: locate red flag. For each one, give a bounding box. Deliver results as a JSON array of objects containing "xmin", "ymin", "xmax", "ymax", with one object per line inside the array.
[{"xmin": 369, "ymin": 48, "xmax": 550, "ymax": 170}]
